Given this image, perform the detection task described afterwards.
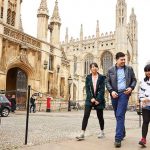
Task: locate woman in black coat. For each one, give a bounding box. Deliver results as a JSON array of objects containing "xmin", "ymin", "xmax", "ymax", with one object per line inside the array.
[{"xmin": 76, "ymin": 63, "xmax": 106, "ymax": 140}]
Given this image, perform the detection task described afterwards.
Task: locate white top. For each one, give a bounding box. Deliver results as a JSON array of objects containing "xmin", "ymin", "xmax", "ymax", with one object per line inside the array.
[{"xmin": 138, "ymin": 79, "xmax": 150, "ymax": 106}]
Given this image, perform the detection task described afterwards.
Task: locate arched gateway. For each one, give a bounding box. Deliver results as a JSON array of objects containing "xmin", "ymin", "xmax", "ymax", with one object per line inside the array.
[{"xmin": 6, "ymin": 68, "xmax": 27, "ymax": 110}]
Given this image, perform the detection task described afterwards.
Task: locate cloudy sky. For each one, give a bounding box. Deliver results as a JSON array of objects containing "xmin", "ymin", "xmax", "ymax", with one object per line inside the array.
[{"xmin": 21, "ymin": 0, "xmax": 150, "ymax": 80}]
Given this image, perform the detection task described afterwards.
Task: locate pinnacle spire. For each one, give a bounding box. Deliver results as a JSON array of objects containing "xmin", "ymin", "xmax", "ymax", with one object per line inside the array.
[
  {"xmin": 51, "ymin": 0, "xmax": 61, "ymax": 23},
  {"xmin": 65, "ymin": 27, "xmax": 68, "ymax": 43},
  {"xmin": 96, "ymin": 20, "xmax": 100, "ymax": 38},
  {"xmin": 80, "ymin": 24, "xmax": 83, "ymax": 41},
  {"xmin": 130, "ymin": 8, "xmax": 136, "ymax": 21},
  {"xmin": 131, "ymin": 8, "xmax": 135, "ymax": 15},
  {"xmin": 19, "ymin": 14, "xmax": 23, "ymax": 31},
  {"xmin": 66, "ymin": 27, "xmax": 68, "ymax": 37},
  {"xmin": 37, "ymin": 0, "xmax": 49, "ymax": 16}
]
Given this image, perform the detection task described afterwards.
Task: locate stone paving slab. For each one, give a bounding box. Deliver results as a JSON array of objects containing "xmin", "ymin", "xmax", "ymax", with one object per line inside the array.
[
  {"xmin": 19, "ymin": 128, "xmax": 150, "ymax": 150},
  {"xmin": 0, "ymin": 110, "xmax": 146, "ymax": 150}
]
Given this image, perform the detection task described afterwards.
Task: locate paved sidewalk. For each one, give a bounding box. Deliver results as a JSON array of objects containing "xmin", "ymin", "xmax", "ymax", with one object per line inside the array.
[{"xmin": 19, "ymin": 127, "xmax": 150, "ymax": 150}]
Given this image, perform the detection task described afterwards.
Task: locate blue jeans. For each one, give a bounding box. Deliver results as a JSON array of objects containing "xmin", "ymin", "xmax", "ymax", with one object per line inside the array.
[{"xmin": 111, "ymin": 92, "xmax": 129, "ymax": 141}]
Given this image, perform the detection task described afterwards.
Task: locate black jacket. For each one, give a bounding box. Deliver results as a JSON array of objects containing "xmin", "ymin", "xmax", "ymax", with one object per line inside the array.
[
  {"xmin": 85, "ymin": 73, "xmax": 106, "ymax": 109},
  {"xmin": 106, "ymin": 65, "xmax": 137, "ymax": 93}
]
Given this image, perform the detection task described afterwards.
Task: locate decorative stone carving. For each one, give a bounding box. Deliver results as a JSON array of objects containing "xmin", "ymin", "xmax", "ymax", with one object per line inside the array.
[{"xmin": 3, "ymin": 26, "xmax": 41, "ymax": 48}]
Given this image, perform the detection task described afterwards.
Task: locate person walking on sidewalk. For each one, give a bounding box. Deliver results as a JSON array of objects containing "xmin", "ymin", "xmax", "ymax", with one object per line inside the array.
[
  {"xmin": 76, "ymin": 63, "xmax": 106, "ymax": 140},
  {"xmin": 106, "ymin": 52, "xmax": 137, "ymax": 148},
  {"xmin": 138, "ymin": 64, "xmax": 150, "ymax": 147},
  {"xmin": 30, "ymin": 95, "xmax": 36, "ymax": 113}
]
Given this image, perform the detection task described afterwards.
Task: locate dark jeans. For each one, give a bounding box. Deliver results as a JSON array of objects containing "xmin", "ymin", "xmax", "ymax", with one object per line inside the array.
[
  {"xmin": 82, "ymin": 106, "xmax": 104, "ymax": 131},
  {"xmin": 142, "ymin": 108, "xmax": 150, "ymax": 138},
  {"xmin": 111, "ymin": 92, "xmax": 129, "ymax": 141},
  {"xmin": 30, "ymin": 104, "xmax": 36, "ymax": 113}
]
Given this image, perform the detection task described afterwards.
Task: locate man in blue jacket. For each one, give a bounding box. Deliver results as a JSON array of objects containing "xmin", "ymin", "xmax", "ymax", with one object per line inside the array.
[{"xmin": 106, "ymin": 52, "xmax": 137, "ymax": 148}]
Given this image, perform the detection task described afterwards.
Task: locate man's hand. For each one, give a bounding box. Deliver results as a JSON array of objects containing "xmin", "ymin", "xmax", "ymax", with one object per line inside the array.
[
  {"xmin": 111, "ymin": 91, "xmax": 118, "ymax": 99},
  {"xmin": 124, "ymin": 87, "xmax": 132, "ymax": 95},
  {"xmin": 95, "ymin": 101, "xmax": 100, "ymax": 105}
]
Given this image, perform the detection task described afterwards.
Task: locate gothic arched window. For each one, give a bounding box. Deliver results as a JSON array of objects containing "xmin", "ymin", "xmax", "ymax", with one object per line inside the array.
[
  {"xmin": 49, "ymin": 55, "xmax": 54, "ymax": 71},
  {"xmin": 11, "ymin": 11, "xmax": 16, "ymax": 26},
  {"xmin": 84, "ymin": 54, "xmax": 94, "ymax": 76},
  {"xmin": 7, "ymin": 9, "xmax": 11, "ymax": 24},
  {"xmin": 74, "ymin": 56, "xmax": 77, "ymax": 74},
  {"xmin": 1, "ymin": 7, "xmax": 3, "ymax": 18},
  {"xmin": 101, "ymin": 51, "xmax": 113, "ymax": 75},
  {"xmin": 17, "ymin": 69, "xmax": 27, "ymax": 92}
]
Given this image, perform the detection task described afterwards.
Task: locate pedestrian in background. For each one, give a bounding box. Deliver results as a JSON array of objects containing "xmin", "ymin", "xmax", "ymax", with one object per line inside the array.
[
  {"xmin": 6, "ymin": 94, "xmax": 11, "ymax": 101},
  {"xmin": 138, "ymin": 64, "xmax": 150, "ymax": 147},
  {"xmin": 30, "ymin": 95, "xmax": 36, "ymax": 113},
  {"xmin": 106, "ymin": 52, "xmax": 137, "ymax": 148},
  {"xmin": 76, "ymin": 63, "xmax": 106, "ymax": 140},
  {"xmin": 11, "ymin": 94, "xmax": 16, "ymax": 113}
]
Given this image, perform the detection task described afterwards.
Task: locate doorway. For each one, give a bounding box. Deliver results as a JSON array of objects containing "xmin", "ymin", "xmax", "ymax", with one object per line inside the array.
[{"xmin": 6, "ymin": 67, "xmax": 27, "ymax": 110}]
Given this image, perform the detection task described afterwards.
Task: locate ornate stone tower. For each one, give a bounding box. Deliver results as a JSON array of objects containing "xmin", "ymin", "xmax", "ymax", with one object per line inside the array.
[
  {"xmin": 128, "ymin": 8, "xmax": 138, "ymax": 102},
  {"xmin": 115, "ymin": 0, "xmax": 127, "ymax": 54},
  {"xmin": 48, "ymin": 0, "xmax": 61, "ymax": 47},
  {"xmin": 128, "ymin": 8, "xmax": 138, "ymax": 76},
  {"xmin": 37, "ymin": 0, "xmax": 49, "ymax": 41}
]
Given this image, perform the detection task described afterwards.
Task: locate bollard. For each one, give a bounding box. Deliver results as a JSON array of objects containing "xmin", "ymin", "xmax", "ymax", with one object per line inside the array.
[
  {"xmin": 25, "ymin": 85, "xmax": 31, "ymax": 145},
  {"xmin": 46, "ymin": 97, "xmax": 51, "ymax": 112}
]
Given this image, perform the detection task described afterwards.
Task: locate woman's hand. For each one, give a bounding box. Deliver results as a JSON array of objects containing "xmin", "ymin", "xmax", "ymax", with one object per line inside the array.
[
  {"xmin": 143, "ymin": 98, "xmax": 150, "ymax": 103},
  {"xmin": 141, "ymin": 98, "xmax": 150, "ymax": 107},
  {"xmin": 91, "ymin": 98, "xmax": 96, "ymax": 103},
  {"xmin": 95, "ymin": 101, "xmax": 100, "ymax": 105}
]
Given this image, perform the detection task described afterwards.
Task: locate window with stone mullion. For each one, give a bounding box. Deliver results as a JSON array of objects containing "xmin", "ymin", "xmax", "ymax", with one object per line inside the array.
[
  {"xmin": 74, "ymin": 56, "xmax": 77, "ymax": 75},
  {"xmin": 84, "ymin": 54, "xmax": 94, "ymax": 76},
  {"xmin": 7, "ymin": 8, "xmax": 11, "ymax": 24},
  {"xmin": 1, "ymin": 7, "xmax": 3, "ymax": 18},
  {"xmin": 102, "ymin": 51, "xmax": 113, "ymax": 75},
  {"xmin": 11, "ymin": 11, "xmax": 15, "ymax": 26}
]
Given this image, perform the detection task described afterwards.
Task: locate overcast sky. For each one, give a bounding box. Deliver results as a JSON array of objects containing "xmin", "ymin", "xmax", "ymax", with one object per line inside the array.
[{"xmin": 21, "ymin": 0, "xmax": 150, "ymax": 80}]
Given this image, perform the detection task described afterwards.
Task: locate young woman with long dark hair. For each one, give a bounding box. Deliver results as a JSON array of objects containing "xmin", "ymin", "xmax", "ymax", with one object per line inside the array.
[{"xmin": 76, "ymin": 63, "xmax": 106, "ymax": 140}]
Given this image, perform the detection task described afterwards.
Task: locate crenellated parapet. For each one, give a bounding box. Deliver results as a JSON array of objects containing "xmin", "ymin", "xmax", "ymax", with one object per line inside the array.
[{"xmin": 62, "ymin": 30, "xmax": 115, "ymax": 51}]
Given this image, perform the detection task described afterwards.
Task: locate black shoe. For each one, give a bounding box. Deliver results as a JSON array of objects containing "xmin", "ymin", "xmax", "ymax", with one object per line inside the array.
[{"xmin": 114, "ymin": 140, "xmax": 121, "ymax": 148}]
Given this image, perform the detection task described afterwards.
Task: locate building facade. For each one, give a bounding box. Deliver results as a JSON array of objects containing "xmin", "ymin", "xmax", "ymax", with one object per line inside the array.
[
  {"xmin": 0, "ymin": 0, "xmax": 70, "ymax": 109},
  {"xmin": 62, "ymin": 0, "xmax": 138, "ymax": 105},
  {"xmin": 0, "ymin": 0, "xmax": 138, "ymax": 109}
]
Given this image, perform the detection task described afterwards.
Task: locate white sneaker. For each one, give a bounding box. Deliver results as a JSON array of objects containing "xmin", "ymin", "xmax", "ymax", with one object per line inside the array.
[
  {"xmin": 98, "ymin": 132, "xmax": 105, "ymax": 138},
  {"xmin": 76, "ymin": 133, "xmax": 85, "ymax": 140}
]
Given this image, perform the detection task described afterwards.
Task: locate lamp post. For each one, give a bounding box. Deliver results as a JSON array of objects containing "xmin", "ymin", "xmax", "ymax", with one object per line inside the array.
[{"xmin": 68, "ymin": 75, "xmax": 73, "ymax": 111}]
